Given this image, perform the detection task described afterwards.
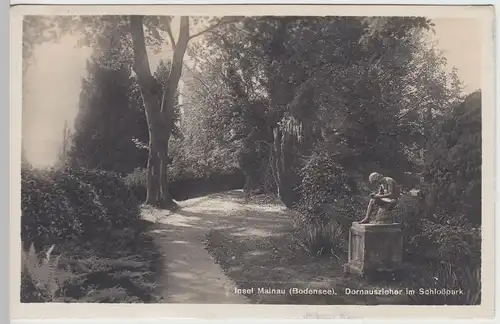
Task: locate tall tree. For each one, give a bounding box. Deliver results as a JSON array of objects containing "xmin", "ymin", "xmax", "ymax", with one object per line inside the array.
[
  {"xmin": 56, "ymin": 120, "xmax": 71, "ymax": 167},
  {"xmin": 193, "ymin": 16, "xmax": 460, "ymax": 207},
  {"xmin": 22, "ymin": 15, "xmax": 241, "ymax": 208},
  {"xmin": 69, "ymin": 53, "xmax": 148, "ymax": 174},
  {"xmin": 129, "ymin": 16, "xmax": 240, "ymax": 208}
]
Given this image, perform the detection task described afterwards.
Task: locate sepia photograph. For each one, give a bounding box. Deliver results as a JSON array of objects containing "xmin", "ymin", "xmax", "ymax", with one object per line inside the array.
[{"xmin": 10, "ymin": 3, "xmax": 495, "ymax": 320}]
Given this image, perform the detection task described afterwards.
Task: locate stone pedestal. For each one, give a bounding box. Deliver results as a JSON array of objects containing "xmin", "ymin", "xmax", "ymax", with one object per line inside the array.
[{"xmin": 343, "ymin": 222, "xmax": 403, "ymax": 277}]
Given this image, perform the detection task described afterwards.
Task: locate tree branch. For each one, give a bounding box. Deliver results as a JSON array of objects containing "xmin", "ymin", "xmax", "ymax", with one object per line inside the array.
[
  {"xmin": 129, "ymin": 15, "xmax": 153, "ymax": 83},
  {"xmin": 183, "ymin": 64, "xmax": 214, "ymax": 95},
  {"xmin": 167, "ymin": 17, "xmax": 189, "ymax": 87},
  {"xmin": 161, "ymin": 17, "xmax": 190, "ymax": 119},
  {"xmin": 188, "ymin": 16, "xmax": 242, "ymax": 40},
  {"xmin": 165, "ymin": 23, "xmax": 176, "ymax": 50},
  {"xmin": 191, "ymin": 54, "xmax": 234, "ymax": 87}
]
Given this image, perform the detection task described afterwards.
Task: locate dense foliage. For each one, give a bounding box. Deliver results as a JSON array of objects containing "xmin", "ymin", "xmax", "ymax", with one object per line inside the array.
[
  {"xmin": 68, "ymin": 26, "xmax": 183, "ymax": 176},
  {"xmin": 69, "ymin": 44, "xmax": 146, "ymax": 174},
  {"xmin": 68, "ymin": 167, "xmax": 142, "ymax": 227},
  {"xmin": 21, "ymin": 165, "xmax": 161, "ymax": 303},
  {"xmin": 422, "ymin": 91, "xmax": 481, "ymax": 226},
  {"xmin": 185, "ymin": 17, "xmax": 462, "ymax": 205},
  {"xmin": 404, "ymin": 92, "xmax": 482, "ymax": 300},
  {"xmin": 21, "ymin": 168, "xmax": 83, "ymax": 250},
  {"xmin": 49, "ymin": 169, "xmax": 109, "ymax": 236}
]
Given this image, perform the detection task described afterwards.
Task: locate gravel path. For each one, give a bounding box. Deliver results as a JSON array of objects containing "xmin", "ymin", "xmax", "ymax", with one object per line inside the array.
[{"xmin": 142, "ymin": 190, "xmax": 289, "ymax": 303}]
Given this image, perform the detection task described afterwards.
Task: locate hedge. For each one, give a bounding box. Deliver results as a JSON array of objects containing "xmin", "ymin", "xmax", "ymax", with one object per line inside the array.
[
  {"xmin": 67, "ymin": 167, "xmax": 142, "ymax": 228},
  {"xmin": 50, "ymin": 169, "xmax": 109, "ymax": 236},
  {"xmin": 21, "ymin": 168, "xmax": 83, "ymax": 250},
  {"xmin": 123, "ymin": 167, "xmax": 245, "ymax": 202},
  {"xmin": 21, "ymin": 166, "xmax": 143, "ymax": 249}
]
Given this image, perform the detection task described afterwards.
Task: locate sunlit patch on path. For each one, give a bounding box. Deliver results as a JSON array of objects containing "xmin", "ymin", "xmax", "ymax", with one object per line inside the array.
[{"xmin": 142, "ymin": 190, "xmax": 291, "ymax": 303}]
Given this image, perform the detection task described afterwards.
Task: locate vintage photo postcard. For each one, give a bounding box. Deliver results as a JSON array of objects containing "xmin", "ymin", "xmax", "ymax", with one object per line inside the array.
[{"xmin": 10, "ymin": 3, "xmax": 495, "ymax": 320}]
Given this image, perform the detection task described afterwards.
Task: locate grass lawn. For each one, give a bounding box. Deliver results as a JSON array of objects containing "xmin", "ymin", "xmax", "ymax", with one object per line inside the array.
[{"xmin": 205, "ymin": 221, "xmax": 412, "ymax": 305}]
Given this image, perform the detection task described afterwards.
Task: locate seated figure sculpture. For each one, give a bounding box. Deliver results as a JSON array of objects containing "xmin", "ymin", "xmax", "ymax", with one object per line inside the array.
[{"xmin": 359, "ymin": 172, "xmax": 400, "ymax": 224}]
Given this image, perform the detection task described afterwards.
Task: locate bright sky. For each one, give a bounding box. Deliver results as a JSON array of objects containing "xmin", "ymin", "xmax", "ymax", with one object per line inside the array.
[{"xmin": 22, "ymin": 18, "xmax": 483, "ymax": 168}]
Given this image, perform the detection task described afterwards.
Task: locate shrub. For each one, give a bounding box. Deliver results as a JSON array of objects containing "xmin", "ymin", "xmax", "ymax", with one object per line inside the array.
[
  {"xmin": 293, "ymin": 218, "xmax": 347, "ymax": 258},
  {"xmin": 123, "ymin": 166, "xmax": 246, "ymax": 202},
  {"xmin": 297, "ymin": 150, "xmax": 356, "ymax": 221},
  {"xmin": 423, "ymin": 91, "xmax": 481, "ymax": 226},
  {"xmin": 21, "ymin": 168, "xmax": 83, "ymax": 249},
  {"xmin": 397, "ymin": 194, "xmax": 427, "ymax": 259},
  {"xmin": 292, "ymin": 149, "xmax": 364, "ymax": 258},
  {"xmin": 411, "ymin": 219, "xmax": 481, "ymax": 266},
  {"xmin": 50, "ymin": 169, "xmax": 109, "ymax": 235},
  {"xmin": 68, "ymin": 167, "xmax": 141, "ymax": 228},
  {"xmin": 397, "ymin": 194, "xmax": 481, "ymax": 269},
  {"xmin": 21, "ymin": 244, "xmax": 80, "ymax": 302},
  {"xmin": 123, "ymin": 167, "xmax": 147, "ymax": 202},
  {"xmin": 62, "ymin": 226, "xmax": 162, "ymax": 303},
  {"xmin": 20, "ymin": 166, "xmax": 160, "ymax": 303},
  {"xmin": 78, "ymin": 287, "xmax": 142, "ymax": 303},
  {"xmin": 21, "ymin": 242, "xmax": 161, "ymax": 303},
  {"xmin": 408, "ymin": 263, "xmax": 481, "ymax": 305}
]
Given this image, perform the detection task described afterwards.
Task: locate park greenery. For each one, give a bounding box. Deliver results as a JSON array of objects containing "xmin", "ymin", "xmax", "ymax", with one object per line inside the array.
[{"xmin": 21, "ymin": 15, "xmax": 481, "ymax": 304}]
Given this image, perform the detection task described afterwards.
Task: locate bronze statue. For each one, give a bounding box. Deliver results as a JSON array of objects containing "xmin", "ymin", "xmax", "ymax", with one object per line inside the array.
[{"xmin": 359, "ymin": 172, "xmax": 400, "ymax": 224}]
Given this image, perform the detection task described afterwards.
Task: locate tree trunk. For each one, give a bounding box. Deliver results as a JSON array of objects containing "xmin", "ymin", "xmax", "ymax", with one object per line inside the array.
[
  {"xmin": 272, "ymin": 134, "xmax": 300, "ymax": 206},
  {"xmin": 157, "ymin": 128, "xmax": 174, "ymax": 209},
  {"xmin": 130, "ymin": 15, "xmax": 190, "ymax": 209},
  {"xmin": 145, "ymin": 126, "xmax": 161, "ymax": 205},
  {"xmin": 273, "ymin": 127, "xmax": 283, "ymax": 193},
  {"xmin": 273, "ymin": 127, "xmax": 295, "ymax": 208},
  {"xmin": 130, "ymin": 15, "xmax": 170, "ymax": 208}
]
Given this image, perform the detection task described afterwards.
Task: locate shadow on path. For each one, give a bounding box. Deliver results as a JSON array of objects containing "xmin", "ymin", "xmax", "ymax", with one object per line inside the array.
[{"xmin": 142, "ymin": 190, "xmax": 289, "ymax": 303}]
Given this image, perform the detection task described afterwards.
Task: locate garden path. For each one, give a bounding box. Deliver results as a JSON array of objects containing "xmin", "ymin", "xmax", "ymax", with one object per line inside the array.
[{"xmin": 142, "ymin": 189, "xmax": 292, "ymax": 303}]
